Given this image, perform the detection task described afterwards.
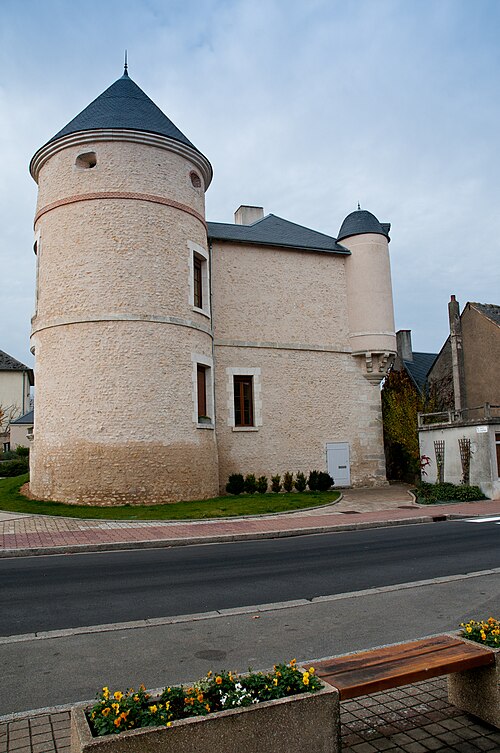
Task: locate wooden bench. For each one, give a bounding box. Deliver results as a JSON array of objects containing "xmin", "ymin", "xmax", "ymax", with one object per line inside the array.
[{"xmin": 313, "ymin": 634, "xmax": 500, "ymax": 729}]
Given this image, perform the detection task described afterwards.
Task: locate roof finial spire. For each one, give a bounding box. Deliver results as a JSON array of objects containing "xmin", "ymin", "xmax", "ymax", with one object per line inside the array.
[
  {"xmin": 123, "ymin": 50, "xmax": 129, "ymax": 77},
  {"xmin": 357, "ymin": 201, "xmax": 361, "ymax": 210}
]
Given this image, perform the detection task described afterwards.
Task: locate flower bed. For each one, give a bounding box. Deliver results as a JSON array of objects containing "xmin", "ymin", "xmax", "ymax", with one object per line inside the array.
[
  {"xmin": 71, "ymin": 661, "xmax": 340, "ymax": 753},
  {"xmin": 87, "ymin": 660, "xmax": 321, "ymax": 735},
  {"xmin": 460, "ymin": 617, "xmax": 500, "ymax": 648}
]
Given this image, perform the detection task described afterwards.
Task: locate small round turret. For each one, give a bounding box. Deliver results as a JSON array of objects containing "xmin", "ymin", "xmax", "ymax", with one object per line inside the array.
[{"xmin": 339, "ymin": 208, "xmax": 396, "ymax": 380}]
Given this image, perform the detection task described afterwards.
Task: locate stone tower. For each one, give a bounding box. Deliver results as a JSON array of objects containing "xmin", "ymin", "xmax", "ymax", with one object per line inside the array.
[
  {"xmin": 29, "ymin": 67, "xmax": 219, "ymax": 504},
  {"xmin": 337, "ymin": 208, "xmax": 397, "ymax": 381}
]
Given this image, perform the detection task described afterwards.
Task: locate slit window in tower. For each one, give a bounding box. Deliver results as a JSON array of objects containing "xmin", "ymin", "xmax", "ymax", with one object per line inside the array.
[
  {"xmin": 193, "ymin": 255, "xmax": 203, "ymax": 309},
  {"xmin": 197, "ymin": 365, "xmax": 207, "ymax": 419},
  {"xmin": 234, "ymin": 376, "xmax": 254, "ymax": 427}
]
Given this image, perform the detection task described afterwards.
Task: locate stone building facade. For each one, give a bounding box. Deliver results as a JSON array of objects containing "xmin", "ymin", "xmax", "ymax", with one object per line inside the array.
[{"xmin": 28, "ymin": 69, "xmax": 397, "ymax": 504}]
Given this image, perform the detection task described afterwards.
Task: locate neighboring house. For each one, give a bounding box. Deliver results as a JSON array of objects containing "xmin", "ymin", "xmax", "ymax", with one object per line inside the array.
[
  {"xmin": 419, "ymin": 296, "xmax": 500, "ymax": 499},
  {"xmin": 0, "ymin": 350, "xmax": 34, "ymax": 451},
  {"xmin": 9, "ymin": 409, "xmax": 34, "ymax": 450},
  {"xmin": 27, "ymin": 67, "xmax": 398, "ymax": 505}
]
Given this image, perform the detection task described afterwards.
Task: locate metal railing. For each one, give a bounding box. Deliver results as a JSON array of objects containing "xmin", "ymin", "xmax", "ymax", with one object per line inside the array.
[{"xmin": 418, "ymin": 403, "xmax": 500, "ymax": 427}]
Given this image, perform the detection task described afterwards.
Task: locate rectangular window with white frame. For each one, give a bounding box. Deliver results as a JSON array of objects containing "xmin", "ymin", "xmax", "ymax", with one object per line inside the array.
[
  {"xmin": 226, "ymin": 367, "xmax": 262, "ymax": 431},
  {"xmin": 192, "ymin": 353, "xmax": 215, "ymax": 428},
  {"xmin": 188, "ymin": 241, "xmax": 210, "ymax": 318}
]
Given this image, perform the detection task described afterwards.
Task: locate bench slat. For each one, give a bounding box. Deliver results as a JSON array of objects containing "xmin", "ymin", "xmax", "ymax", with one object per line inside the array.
[{"xmin": 314, "ymin": 636, "xmax": 495, "ymax": 700}]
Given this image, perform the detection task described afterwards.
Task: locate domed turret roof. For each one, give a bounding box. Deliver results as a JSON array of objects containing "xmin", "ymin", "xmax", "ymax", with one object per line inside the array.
[
  {"xmin": 337, "ymin": 209, "xmax": 390, "ymax": 242},
  {"xmin": 47, "ymin": 70, "xmax": 198, "ymax": 151}
]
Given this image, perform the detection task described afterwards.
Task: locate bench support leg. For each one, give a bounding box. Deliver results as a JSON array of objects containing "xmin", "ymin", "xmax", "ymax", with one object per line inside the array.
[{"xmin": 448, "ymin": 651, "xmax": 500, "ymax": 729}]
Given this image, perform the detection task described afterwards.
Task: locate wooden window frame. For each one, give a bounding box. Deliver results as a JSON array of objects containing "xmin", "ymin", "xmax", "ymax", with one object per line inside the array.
[
  {"xmin": 193, "ymin": 255, "xmax": 203, "ymax": 310},
  {"xmin": 234, "ymin": 375, "xmax": 254, "ymax": 427},
  {"xmin": 197, "ymin": 364, "xmax": 208, "ymax": 420}
]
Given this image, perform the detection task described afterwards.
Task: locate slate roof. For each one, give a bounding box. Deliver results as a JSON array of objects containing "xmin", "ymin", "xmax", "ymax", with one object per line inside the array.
[
  {"xmin": 0, "ymin": 350, "xmax": 32, "ymax": 372},
  {"xmin": 208, "ymin": 214, "xmax": 350, "ymax": 254},
  {"xmin": 10, "ymin": 409, "xmax": 34, "ymax": 425},
  {"xmin": 47, "ymin": 72, "xmax": 198, "ymax": 151},
  {"xmin": 470, "ymin": 302, "xmax": 500, "ymax": 326},
  {"xmin": 337, "ymin": 209, "xmax": 390, "ymax": 242},
  {"xmin": 404, "ymin": 352, "xmax": 438, "ymax": 393}
]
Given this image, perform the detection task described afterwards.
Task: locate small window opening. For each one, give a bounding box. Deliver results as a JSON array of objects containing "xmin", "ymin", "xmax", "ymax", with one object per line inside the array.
[
  {"xmin": 33, "ymin": 240, "xmax": 38, "ymax": 255},
  {"xmin": 197, "ymin": 365, "xmax": 208, "ymax": 420},
  {"xmin": 76, "ymin": 152, "xmax": 97, "ymax": 169},
  {"xmin": 234, "ymin": 376, "xmax": 254, "ymax": 427},
  {"xmin": 190, "ymin": 171, "xmax": 202, "ymax": 188},
  {"xmin": 193, "ymin": 255, "xmax": 203, "ymax": 309}
]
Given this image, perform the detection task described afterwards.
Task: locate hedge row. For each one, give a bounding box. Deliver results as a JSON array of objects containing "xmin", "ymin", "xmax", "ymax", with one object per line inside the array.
[{"xmin": 226, "ymin": 470, "xmax": 333, "ymax": 495}]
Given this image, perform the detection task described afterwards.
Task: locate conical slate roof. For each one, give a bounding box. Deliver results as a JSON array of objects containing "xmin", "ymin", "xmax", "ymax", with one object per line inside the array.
[
  {"xmin": 48, "ymin": 71, "xmax": 197, "ymax": 151},
  {"xmin": 337, "ymin": 209, "xmax": 390, "ymax": 242}
]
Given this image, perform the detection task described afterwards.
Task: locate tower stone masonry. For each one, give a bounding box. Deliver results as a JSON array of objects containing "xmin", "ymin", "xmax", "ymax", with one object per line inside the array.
[{"xmin": 29, "ymin": 69, "xmax": 397, "ymax": 505}]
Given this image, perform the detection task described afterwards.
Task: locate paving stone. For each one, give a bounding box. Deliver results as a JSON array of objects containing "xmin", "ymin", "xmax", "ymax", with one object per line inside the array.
[{"xmin": 402, "ymin": 742, "xmax": 428, "ymax": 753}]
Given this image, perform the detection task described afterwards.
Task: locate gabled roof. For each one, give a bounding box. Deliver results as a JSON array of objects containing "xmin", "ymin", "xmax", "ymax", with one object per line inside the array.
[
  {"xmin": 404, "ymin": 352, "xmax": 438, "ymax": 393},
  {"xmin": 0, "ymin": 350, "xmax": 32, "ymax": 373},
  {"xmin": 337, "ymin": 209, "xmax": 390, "ymax": 242},
  {"xmin": 207, "ymin": 214, "xmax": 350, "ymax": 255},
  {"xmin": 47, "ymin": 72, "xmax": 198, "ymax": 151},
  {"xmin": 470, "ymin": 302, "xmax": 500, "ymax": 327},
  {"xmin": 10, "ymin": 409, "xmax": 34, "ymax": 425}
]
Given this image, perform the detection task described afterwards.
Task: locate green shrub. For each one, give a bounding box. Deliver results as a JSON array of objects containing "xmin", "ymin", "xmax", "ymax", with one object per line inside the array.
[
  {"xmin": 0, "ymin": 458, "xmax": 29, "ymax": 477},
  {"xmin": 317, "ymin": 472, "xmax": 333, "ymax": 491},
  {"xmin": 244, "ymin": 474, "xmax": 257, "ymax": 494},
  {"xmin": 307, "ymin": 470, "xmax": 320, "ymax": 491},
  {"xmin": 226, "ymin": 474, "xmax": 245, "ymax": 495},
  {"xmin": 415, "ymin": 481, "xmax": 487, "ymax": 504},
  {"xmin": 256, "ymin": 475, "xmax": 268, "ymax": 494},
  {"xmin": 0, "ymin": 450, "xmax": 16, "ymax": 461},
  {"xmin": 283, "ymin": 472, "xmax": 294, "ymax": 492},
  {"xmin": 294, "ymin": 471, "xmax": 307, "ymax": 493},
  {"xmin": 271, "ymin": 474, "xmax": 282, "ymax": 493},
  {"xmin": 15, "ymin": 445, "xmax": 30, "ymax": 457}
]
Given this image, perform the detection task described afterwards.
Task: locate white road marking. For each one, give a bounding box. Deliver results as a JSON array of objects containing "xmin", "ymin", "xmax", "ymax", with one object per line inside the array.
[{"xmin": 462, "ymin": 516, "xmax": 500, "ymax": 523}]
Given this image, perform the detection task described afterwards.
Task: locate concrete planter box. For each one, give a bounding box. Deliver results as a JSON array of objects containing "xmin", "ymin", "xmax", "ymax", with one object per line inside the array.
[
  {"xmin": 448, "ymin": 633, "xmax": 500, "ymax": 728},
  {"xmin": 71, "ymin": 681, "xmax": 341, "ymax": 753}
]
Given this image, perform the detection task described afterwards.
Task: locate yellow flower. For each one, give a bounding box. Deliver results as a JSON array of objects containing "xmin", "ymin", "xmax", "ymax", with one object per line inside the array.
[
  {"xmin": 207, "ymin": 671, "xmax": 212, "ymax": 677},
  {"xmin": 466, "ymin": 626, "xmax": 472, "ymax": 633},
  {"xmin": 273, "ymin": 678, "xmax": 278, "ymax": 686},
  {"xmin": 102, "ymin": 686, "xmax": 110, "ymax": 700},
  {"xmin": 215, "ymin": 676, "xmax": 223, "ymax": 685},
  {"xmin": 309, "ymin": 667, "xmax": 315, "ymax": 674},
  {"xmin": 205, "ymin": 703, "xmax": 210, "ymax": 712},
  {"xmin": 133, "ymin": 695, "xmax": 140, "ymax": 702},
  {"xmin": 114, "ymin": 691, "xmax": 123, "ymax": 701},
  {"xmin": 111, "ymin": 703, "xmax": 120, "ymax": 713},
  {"xmin": 302, "ymin": 672, "xmax": 310, "ymax": 686},
  {"xmin": 102, "ymin": 708, "xmax": 110, "ymax": 717},
  {"xmin": 290, "ymin": 659, "xmax": 296, "ymax": 666},
  {"xmin": 167, "ymin": 722, "xmax": 172, "ymax": 727},
  {"xmin": 149, "ymin": 705, "xmax": 158, "ymax": 713}
]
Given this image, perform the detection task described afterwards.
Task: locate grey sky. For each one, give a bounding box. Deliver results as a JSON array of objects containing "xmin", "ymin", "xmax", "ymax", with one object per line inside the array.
[{"xmin": 1, "ymin": 0, "xmax": 499, "ymax": 366}]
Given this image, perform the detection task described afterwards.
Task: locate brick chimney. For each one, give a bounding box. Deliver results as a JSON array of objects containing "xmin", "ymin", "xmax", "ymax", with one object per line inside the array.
[
  {"xmin": 448, "ymin": 295, "xmax": 467, "ymax": 411},
  {"xmin": 234, "ymin": 205, "xmax": 264, "ymax": 225}
]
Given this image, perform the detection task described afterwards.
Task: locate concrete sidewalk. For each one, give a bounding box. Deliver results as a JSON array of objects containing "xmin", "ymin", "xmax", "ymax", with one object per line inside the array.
[{"xmin": 1, "ymin": 483, "xmax": 500, "ymax": 557}]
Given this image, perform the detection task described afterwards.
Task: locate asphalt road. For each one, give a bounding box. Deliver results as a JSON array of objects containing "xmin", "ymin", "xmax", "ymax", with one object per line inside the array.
[{"xmin": 1, "ymin": 518, "xmax": 499, "ymax": 637}]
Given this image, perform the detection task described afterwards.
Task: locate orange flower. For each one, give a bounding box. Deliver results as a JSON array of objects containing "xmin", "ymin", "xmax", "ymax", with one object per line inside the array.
[
  {"xmin": 197, "ymin": 693, "xmax": 204, "ymax": 702},
  {"xmin": 215, "ymin": 676, "xmax": 223, "ymax": 685},
  {"xmin": 114, "ymin": 718, "xmax": 121, "ymax": 728}
]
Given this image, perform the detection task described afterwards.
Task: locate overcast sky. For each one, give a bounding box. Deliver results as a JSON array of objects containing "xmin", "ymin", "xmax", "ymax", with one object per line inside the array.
[{"xmin": 1, "ymin": 0, "xmax": 499, "ymax": 367}]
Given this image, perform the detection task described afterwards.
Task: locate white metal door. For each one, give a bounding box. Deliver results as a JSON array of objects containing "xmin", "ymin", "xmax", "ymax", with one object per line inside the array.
[{"xmin": 326, "ymin": 442, "xmax": 350, "ymax": 486}]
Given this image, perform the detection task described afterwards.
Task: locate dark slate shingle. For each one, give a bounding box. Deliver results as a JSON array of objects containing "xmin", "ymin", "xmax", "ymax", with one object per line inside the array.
[
  {"xmin": 208, "ymin": 214, "xmax": 349, "ymax": 255},
  {"xmin": 337, "ymin": 209, "xmax": 390, "ymax": 242},
  {"xmin": 0, "ymin": 350, "xmax": 31, "ymax": 372},
  {"xmin": 10, "ymin": 409, "xmax": 34, "ymax": 425},
  {"xmin": 404, "ymin": 352, "xmax": 438, "ymax": 393},
  {"xmin": 471, "ymin": 303, "xmax": 500, "ymax": 327},
  {"xmin": 47, "ymin": 73, "xmax": 198, "ymax": 151}
]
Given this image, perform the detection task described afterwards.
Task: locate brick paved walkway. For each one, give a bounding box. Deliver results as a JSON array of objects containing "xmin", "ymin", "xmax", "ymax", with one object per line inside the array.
[
  {"xmin": 1, "ymin": 483, "xmax": 500, "ymax": 556},
  {"xmin": 2, "ymin": 679, "xmax": 499, "ymax": 753}
]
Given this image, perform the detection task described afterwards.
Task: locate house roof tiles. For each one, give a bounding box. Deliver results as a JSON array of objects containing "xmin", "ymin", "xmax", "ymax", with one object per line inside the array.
[
  {"xmin": 337, "ymin": 209, "xmax": 390, "ymax": 242},
  {"xmin": 208, "ymin": 214, "xmax": 350, "ymax": 254},
  {"xmin": 404, "ymin": 352, "xmax": 438, "ymax": 393}
]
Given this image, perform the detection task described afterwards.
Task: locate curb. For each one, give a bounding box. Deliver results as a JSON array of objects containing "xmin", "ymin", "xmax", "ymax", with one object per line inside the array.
[{"xmin": 0, "ymin": 512, "xmax": 456, "ymax": 558}]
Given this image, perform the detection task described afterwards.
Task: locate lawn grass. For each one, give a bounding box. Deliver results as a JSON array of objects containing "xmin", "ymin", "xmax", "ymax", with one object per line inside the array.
[{"xmin": 0, "ymin": 474, "xmax": 340, "ymax": 520}]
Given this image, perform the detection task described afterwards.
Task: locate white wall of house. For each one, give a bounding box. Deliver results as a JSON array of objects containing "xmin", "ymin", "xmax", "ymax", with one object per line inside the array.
[{"xmin": 419, "ymin": 423, "xmax": 500, "ymax": 500}]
